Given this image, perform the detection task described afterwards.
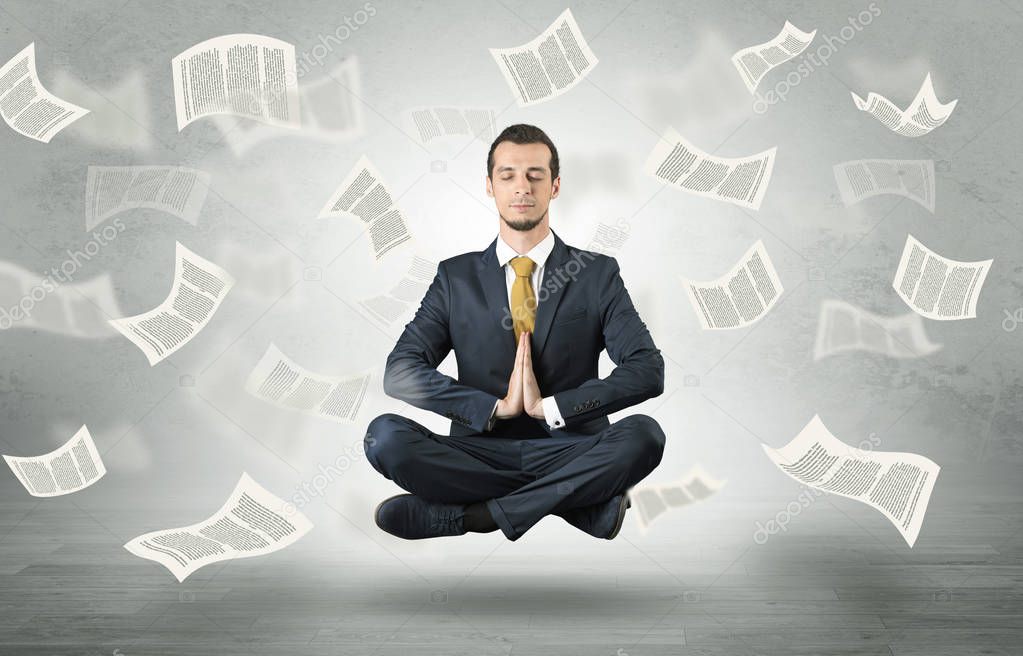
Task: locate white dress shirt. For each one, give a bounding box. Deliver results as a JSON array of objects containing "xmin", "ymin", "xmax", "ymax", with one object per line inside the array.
[{"xmin": 489, "ymin": 229, "xmax": 567, "ymax": 430}]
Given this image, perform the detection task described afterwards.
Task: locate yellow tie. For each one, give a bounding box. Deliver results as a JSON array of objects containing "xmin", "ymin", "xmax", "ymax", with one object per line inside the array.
[{"xmin": 509, "ymin": 256, "xmax": 536, "ymax": 343}]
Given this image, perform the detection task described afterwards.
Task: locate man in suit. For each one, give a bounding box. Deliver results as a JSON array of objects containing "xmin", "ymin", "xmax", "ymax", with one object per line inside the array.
[{"xmin": 365, "ymin": 124, "xmax": 665, "ymax": 541}]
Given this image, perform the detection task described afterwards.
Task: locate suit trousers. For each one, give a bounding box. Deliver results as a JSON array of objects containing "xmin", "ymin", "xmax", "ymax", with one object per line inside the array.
[{"xmin": 364, "ymin": 412, "xmax": 666, "ymax": 541}]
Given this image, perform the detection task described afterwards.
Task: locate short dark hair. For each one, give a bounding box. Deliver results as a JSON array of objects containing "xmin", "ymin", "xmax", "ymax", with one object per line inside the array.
[{"xmin": 486, "ymin": 123, "xmax": 559, "ymax": 180}]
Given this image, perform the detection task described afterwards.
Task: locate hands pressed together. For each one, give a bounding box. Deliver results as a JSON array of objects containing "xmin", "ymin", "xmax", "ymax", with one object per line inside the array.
[{"xmin": 495, "ymin": 331, "xmax": 545, "ymax": 421}]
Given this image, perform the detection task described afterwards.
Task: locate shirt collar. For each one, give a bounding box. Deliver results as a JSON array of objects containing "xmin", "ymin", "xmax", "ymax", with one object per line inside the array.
[{"xmin": 495, "ymin": 229, "xmax": 555, "ymax": 269}]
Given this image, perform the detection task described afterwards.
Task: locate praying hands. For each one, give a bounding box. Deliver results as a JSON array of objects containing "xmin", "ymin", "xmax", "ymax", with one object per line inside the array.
[{"xmin": 494, "ymin": 331, "xmax": 546, "ymax": 421}]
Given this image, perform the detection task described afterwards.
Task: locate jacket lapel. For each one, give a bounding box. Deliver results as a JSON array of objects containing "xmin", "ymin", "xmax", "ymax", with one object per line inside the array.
[
  {"xmin": 478, "ymin": 238, "xmax": 518, "ymax": 359},
  {"xmin": 531, "ymin": 230, "xmax": 571, "ymax": 361}
]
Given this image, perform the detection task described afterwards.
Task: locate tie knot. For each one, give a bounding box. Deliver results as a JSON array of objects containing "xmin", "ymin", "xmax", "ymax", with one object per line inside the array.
[{"xmin": 509, "ymin": 256, "xmax": 535, "ymax": 277}]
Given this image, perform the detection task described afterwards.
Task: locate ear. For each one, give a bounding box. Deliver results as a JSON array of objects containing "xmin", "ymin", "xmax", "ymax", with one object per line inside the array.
[
  {"xmin": 550, "ymin": 176, "xmax": 560, "ymax": 199},
  {"xmin": 485, "ymin": 175, "xmax": 494, "ymax": 198}
]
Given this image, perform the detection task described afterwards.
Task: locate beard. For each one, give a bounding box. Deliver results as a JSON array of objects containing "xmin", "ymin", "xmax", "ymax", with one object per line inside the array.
[{"xmin": 500, "ymin": 207, "xmax": 547, "ymax": 232}]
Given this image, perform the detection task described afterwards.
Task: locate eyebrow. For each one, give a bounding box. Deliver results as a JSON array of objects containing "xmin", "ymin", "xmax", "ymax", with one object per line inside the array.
[{"xmin": 496, "ymin": 166, "xmax": 548, "ymax": 173}]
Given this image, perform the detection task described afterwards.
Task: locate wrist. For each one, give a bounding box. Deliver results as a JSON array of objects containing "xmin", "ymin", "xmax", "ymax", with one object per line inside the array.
[{"xmin": 495, "ymin": 397, "xmax": 519, "ymax": 419}]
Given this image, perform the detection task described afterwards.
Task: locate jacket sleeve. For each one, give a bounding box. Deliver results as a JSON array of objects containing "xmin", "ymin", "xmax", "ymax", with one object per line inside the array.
[
  {"xmin": 550, "ymin": 258, "xmax": 664, "ymax": 426},
  {"xmin": 382, "ymin": 261, "xmax": 501, "ymax": 432}
]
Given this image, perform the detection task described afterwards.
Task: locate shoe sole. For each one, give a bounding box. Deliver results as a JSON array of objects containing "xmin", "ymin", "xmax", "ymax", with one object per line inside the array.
[
  {"xmin": 605, "ymin": 492, "xmax": 631, "ymax": 540},
  {"xmin": 374, "ymin": 493, "xmax": 413, "ymax": 532}
]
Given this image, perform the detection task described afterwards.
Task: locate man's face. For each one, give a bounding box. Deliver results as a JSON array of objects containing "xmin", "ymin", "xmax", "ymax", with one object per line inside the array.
[{"xmin": 486, "ymin": 141, "xmax": 560, "ymax": 231}]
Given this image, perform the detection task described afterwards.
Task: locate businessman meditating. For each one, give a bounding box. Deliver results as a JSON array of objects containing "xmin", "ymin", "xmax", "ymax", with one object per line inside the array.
[{"xmin": 365, "ymin": 124, "xmax": 666, "ymax": 541}]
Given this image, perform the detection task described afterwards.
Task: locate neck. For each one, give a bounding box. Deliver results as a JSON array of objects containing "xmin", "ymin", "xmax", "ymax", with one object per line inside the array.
[{"xmin": 499, "ymin": 217, "xmax": 551, "ymax": 255}]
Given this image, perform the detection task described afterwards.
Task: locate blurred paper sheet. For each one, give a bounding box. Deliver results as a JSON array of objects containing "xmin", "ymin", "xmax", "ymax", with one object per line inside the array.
[
  {"xmin": 814, "ymin": 299, "xmax": 942, "ymax": 360},
  {"xmin": 245, "ymin": 343, "xmax": 371, "ymax": 423},
  {"xmin": 630, "ymin": 465, "xmax": 726, "ymax": 534}
]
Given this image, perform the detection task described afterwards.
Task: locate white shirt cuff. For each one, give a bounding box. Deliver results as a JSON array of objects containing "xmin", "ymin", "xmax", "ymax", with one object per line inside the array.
[
  {"xmin": 486, "ymin": 399, "xmax": 500, "ymax": 431},
  {"xmin": 543, "ymin": 395, "xmax": 565, "ymax": 430}
]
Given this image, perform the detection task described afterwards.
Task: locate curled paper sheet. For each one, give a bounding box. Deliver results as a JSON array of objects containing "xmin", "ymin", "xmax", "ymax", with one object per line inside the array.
[
  {"xmin": 0, "ymin": 43, "xmax": 90, "ymax": 142},
  {"xmin": 489, "ymin": 8, "xmax": 598, "ymax": 107},
  {"xmin": 3, "ymin": 426, "xmax": 106, "ymax": 497},
  {"xmin": 124, "ymin": 473, "xmax": 313, "ymax": 582},
  {"xmin": 764, "ymin": 415, "xmax": 939, "ymax": 547},
  {"xmin": 893, "ymin": 234, "xmax": 992, "ymax": 321}
]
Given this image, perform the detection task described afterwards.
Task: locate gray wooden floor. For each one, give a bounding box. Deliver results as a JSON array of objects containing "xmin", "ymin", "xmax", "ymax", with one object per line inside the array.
[{"xmin": 1, "ymin": 467, "xmax": 1020, "ymax": 655}]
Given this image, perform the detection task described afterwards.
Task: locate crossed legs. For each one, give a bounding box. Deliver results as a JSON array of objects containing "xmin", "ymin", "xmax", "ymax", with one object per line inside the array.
[{"xmin": 364, "ymin": 413, "xmax": 665, "ymax": 540}]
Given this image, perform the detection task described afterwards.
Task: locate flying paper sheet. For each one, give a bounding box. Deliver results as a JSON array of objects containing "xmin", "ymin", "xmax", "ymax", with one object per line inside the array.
[
  {"xmin": 124, "ymin": 473, "xmax": 313, "ymax": 582},
  {"xmin": 0, "ymin": 263, "xmax": 123, "ymax": 338},
  {"xmin": 86, "ymin": 165, "xmax": 211, "ymax": 231},
  {"xmin": 585, "ymin": 220, "xmax": 630, "ymax": 257},
  {"xmin": 360, "ymin": 255, "xmax": 438, "ymax": 324},
  {"xmin": 212, "ymin": 57, "xmax": 363, "ymax": 155},
  {"xmin": 645, "ymin": 127, "xmax": 776, "ymax": 210},
  {"xmin": 245, "ymin": 343, "xmax": 371, "ymax": 423},
  {"xmin": 3, "ymin": 426, "xmax": 105, "ymax": 497},
  {"xmin": 171, "ymin": 34, "xmax": 300, "ymax": 131},
  {"xmin": 763, "ymin": 415, "xmax": 939, "ymax": 547},
  {"xmin": 814, "ymin": 299, "xmax": 942, "ymax": 360},
  {"xmin": 405, "ymin": 105, "xmax": 497, "ymax": 144},
  {"xmin": 731, "ymin": 21, "xmax": 816, "ymax": 93},
  {"xmin": 318, "ymin": 155, "xmax": 413, "ymax": 260},
  {"xmin": 681, "ymin": 240, "xmax": 784, "ymax": 329},
  {"xmin": 893, "ymin": 234, "xmax": 992, "ymax": 320},
  {"xmin": 851, "ymin": 73, "xmax": 957, "ymax": 137},
  {"xmin": 109, "ymin": 242, "xmax": 234, "ymax": 365},
  {"xmin": 489, "ymin": 8, "xmax": 598, "ymax": 107},
  {"xmin": 629, "ymin": 465, "xmax": 726, "ymax": 533},
  {"xmin": 0, "ymin": 43, "xmax": 90, "ymax": 142},
  {"xmin": 833, "ymin": 159, "xmax": 935, "ymax": 213}
]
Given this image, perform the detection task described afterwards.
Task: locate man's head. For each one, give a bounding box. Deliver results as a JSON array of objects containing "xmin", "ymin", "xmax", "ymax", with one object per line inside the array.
[{"xmin": 485, "ymin": 124, "xmax": 560, "ymax": 232}]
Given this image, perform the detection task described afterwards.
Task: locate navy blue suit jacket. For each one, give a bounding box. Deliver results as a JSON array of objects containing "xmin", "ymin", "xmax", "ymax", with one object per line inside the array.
[{"xmin": 383, "ymin": 229, "xmax": 665, "ymax": 438}]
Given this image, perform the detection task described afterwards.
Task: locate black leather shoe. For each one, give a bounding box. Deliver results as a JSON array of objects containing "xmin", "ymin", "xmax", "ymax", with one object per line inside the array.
[
  {"xmin": 559, "ymin": 492, "xmax": 631, "ymax": 540},
  {"xmin": 374, "ymin": 494, "xmax": 468, "ymax": 539}
]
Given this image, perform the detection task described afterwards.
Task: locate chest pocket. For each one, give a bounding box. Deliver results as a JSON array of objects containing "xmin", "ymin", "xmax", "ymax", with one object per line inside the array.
[{"xmin": 553, "ymin": 303, "xmax": 587, "ymax": 325}]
